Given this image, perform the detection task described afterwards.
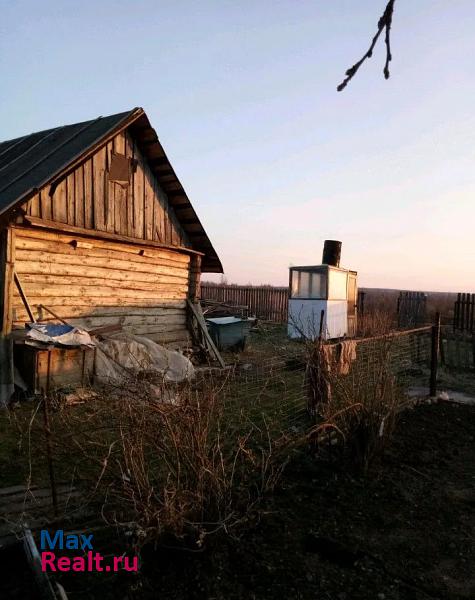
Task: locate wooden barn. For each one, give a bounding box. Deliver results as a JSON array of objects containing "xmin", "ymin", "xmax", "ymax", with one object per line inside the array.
[{"xmin": 0, "ymin": 107, "xmax": 222, "ymax": 396}]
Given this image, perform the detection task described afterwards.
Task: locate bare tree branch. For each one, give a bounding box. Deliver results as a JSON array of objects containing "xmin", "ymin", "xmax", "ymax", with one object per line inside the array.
[{"xmin": 337, "ymin": 0, "xmax": 396, "ymax": 92}]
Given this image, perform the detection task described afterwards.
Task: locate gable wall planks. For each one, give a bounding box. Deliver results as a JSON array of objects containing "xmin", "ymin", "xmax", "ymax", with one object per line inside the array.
[{"xmin": 22, "ymin": 127, "xmax": 190, "ymax": 248}]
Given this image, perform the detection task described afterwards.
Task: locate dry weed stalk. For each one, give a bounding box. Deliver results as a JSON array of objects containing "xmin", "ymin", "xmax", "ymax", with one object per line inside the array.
[
  {"xmin": 52, "ymin": 371, "xmax": 292, "ymax": 549},
  {"xmin": 306, "ymin": 333, "xmax": 403, "ymax": 470},
  {"xmin": 357, "ymin": 308, "xmax": 395, "ymax": 338}
]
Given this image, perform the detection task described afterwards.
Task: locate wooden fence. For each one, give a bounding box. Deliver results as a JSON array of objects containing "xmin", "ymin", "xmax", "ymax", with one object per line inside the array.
[
  {"xmin": 453, "ymin": 292, "xmax": 475, "ymax": 333},
  {"xmin": 200, "ymin": 285, "xmax": 289, "ymax": 322},
  {"xmin": 397, "ymin": 291, "xmax": 427, "ymax": 328}
]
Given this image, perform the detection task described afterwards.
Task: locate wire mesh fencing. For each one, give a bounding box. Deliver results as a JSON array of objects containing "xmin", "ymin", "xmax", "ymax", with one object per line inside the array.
[
  {"xmin": 352, "ymin": 326, "xmax": 432, "ymax": 390},
  {"xmin": 303, "ymin": 326, "xmax": 433, "ymax": 466},
  {"xmin": 307, "ymin": 327, "xmax": 432, "ymax": 421},
  {"xmin": 195, "ymin": 353, "xmax": 311, "ymax": 437},
  {"xmin": 191, "ymin": 326, "xmax": 434, "ymax": 440}
]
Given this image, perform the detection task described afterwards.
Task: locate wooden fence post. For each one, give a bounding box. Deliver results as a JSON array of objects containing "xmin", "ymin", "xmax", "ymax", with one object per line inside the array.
[
  {"xmin": 430, "ymin": 312, "xmax": 440, "ymax": 397},
  {"xmin": 42, "ymin": 392, "xmax": 58, "ymax": 516}
]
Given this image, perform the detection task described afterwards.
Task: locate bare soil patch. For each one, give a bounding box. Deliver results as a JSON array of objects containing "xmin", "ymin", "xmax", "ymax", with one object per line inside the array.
[{"xmin": 133, "ymin": 402, "xmax": 475, "ymax": 600}]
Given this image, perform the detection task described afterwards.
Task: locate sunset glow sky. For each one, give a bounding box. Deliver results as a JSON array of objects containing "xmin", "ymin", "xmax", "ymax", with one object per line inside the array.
[{"xmin": 1, "ymin": 1, "xmax": 474, "ymax": 291}]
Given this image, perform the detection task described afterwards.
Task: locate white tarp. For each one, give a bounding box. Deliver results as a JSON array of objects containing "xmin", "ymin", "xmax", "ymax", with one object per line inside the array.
[
  {"xmin": 26, "ymin": 324, "xmax": 95, "ymax": 347},
  {"xmin": 94, "ymin": 333, "xmax": 194, "ymax": 384}
]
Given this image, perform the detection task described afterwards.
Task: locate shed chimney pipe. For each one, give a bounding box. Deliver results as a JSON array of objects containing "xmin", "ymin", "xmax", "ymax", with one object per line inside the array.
[{"xmin": 322, "ymin": 240, "xmax": 342, "ymax": 267}]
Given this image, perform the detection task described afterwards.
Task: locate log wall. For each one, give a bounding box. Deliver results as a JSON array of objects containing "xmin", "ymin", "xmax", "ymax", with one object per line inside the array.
[{"xmin": 12, "ymin": 227, "xmax": 191, "ymax": 347}]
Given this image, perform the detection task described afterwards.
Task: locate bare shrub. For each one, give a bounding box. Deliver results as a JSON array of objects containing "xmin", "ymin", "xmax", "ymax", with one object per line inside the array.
[
  {"xmin": 52, "ymin": 371, "xmax": 293, "ymax": 549},
  {"xmin": 306, "ymin": 335, "xmax": 404, "ymax": 470}
]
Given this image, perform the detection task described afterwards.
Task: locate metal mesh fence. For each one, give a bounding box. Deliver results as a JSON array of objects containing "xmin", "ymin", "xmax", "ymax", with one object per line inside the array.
[
  {"xmin": 196, "ymin": 354, "xmax": 310, "ymax": 436},
  {"xmin": 348, "ymin": 327, "xmax": 432, "ymax": 390},
  {"xmin": 307, "ymin": 326, "xmax": 433, "ymax": 419},
  {"xmin": 196, "ymin": 326, "xmax": 433, "ymax": 436}
]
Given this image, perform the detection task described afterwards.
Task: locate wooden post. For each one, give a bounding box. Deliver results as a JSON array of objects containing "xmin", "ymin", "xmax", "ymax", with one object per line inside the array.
[
  {"xmin": 0, "ymin": 227, "xmax": 15, "ymax": 335},
  {"xmin": 0, "ymin": 227, "xmax": 15, "ymax": 406},
  {"xmin": 14, "ymin": 272, "xmax": 36, "ymax": 323},
  {"xmin": 439, "ymin": 327, "xmax": 446, "ymax": 366},
  {"xmin": 42, "ymin": 388, "xmax": 58, "ymax": 517},
  {"xmin": 430, "ymin": 312, "xmax": 440, "ymax": 397},
  {"xmin": 188, "ymin": 254, "xmax": 201, "ymax": 303},
  {"xmin": 453, "ymin": 293, "xmax": 460, "ymax": 332}
]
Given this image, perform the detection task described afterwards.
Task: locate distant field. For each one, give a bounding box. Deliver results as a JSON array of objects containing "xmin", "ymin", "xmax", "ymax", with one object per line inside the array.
[{"xmin": 360, "ymin": 288, "xmax": 457, "ymax": 323}]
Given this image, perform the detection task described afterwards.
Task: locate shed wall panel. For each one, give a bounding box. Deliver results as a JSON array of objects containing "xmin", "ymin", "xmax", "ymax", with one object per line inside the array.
[
  {"xmin": 23, "ymin": 130, "xmax": 190, "ymax": 249},
  {"xmin": 12, "ymin": 228, "xmax": 190, "ymax": 348}
]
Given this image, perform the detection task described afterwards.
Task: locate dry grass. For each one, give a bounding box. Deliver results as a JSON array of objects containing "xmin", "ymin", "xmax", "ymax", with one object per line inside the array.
[
  {"xmin": 356, "ymin": 308, "xmax": 394, "ymax": 338},
  {"xmin": 50, "ymin": 372, "xmax": 295, "ymax": 549},
  {"xmin": 306, "ymin": 334, "xmax": 406, "ymax": 470}
]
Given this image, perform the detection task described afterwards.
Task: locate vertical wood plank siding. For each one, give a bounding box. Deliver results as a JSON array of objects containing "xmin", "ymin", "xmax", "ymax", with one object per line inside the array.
[
  {"xmin": 24, "ymin": 130, "xmax": 190, "ymax": 249},
  {"xmin": 200, "ymin": 284, "xmax": 289, "ymax": 323}
]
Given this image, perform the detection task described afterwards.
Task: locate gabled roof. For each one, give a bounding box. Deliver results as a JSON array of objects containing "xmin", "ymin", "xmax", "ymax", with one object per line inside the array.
[{"xmin": 0, "ymin": 107, "xmax": 222, "ymax": 272}]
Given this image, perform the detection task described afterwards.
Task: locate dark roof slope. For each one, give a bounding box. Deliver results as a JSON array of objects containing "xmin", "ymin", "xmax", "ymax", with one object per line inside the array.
[{"xmin": 0, "ymin": 108, "xmax": 222, "ymax": 272}]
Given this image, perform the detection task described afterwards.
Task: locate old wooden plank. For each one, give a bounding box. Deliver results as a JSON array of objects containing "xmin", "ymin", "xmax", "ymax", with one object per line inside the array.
[
  {"xmin": 105, "ymin": 141, "xmax": 115, "ymax": 233},
  {"xmin": 187, "ymin": 299, "xmax": 225, "ymax": 368},
  {"xmin": 18, "ymin": 264, "xmax": 187, "ymax": 282},
  {"xmin": 16, "ymin": 265, "xmax": 187, "ymax": 289},
  {"xmin": 14, "ymin": 304, "xmax": 187, "ymax": 323},
  {"xmin": 14, "ymin": 282, "xmax": 188, "ymax": 299},
  {"xmin": 83, "ymin": 158, "xmax": 94, "ymax": 229},
  {"xmin": 15, "ymin": 230, "xmax": 191, "ymax": 266},
  {"xmin": 19, "ymin": 273, "xmax": 188, "ymax": 291},
  {"xmin": 39, "ymin": 189, "xmax": 52, "ymax": 221},
  {"xmin": 113, "ymin": 132, "xmax": 126, "ymax": 235},
  {"xmin": 154, "ymin": 182, "xmax": 167, "ymax": 242},
  {"xmin": 20, "ymin": 217, "xmax": 202, "ymax": 257},
  {"xmin": 125, "ymin": 132, "xmax": 135, "ymax": 238},
  {"xmin": 1, "ymin": 228, "xmax": 15, "ymax": 335},
  {"xmin": 146, "ymin": 330, "xmax": 190, "ymax": 344},
  {"xmin": 133, "ymin": 143, "xmax": 145, "ymax": 239},
  {"xmin": 74, "ymin": 163, "xmax": 85, "ymax": 228},
  {"xmin": 29, "ymin": 193, "xmax": 41, "ymax": 218},
  {"xmin": 16, "ymin": 304, "xmax": 186, "ymax": 320},
  {"xmin": 52, "ymin": 178, "xmax": 68, "ymax": 223},
  {"xmin": 66, "ymin": 171, "xmax": 75, "ymax": 224},
  {"xmin": 144, "ymin": 163, "xmax": 155, "ymax": 241},
  {"xmin": 15, "ymin": 250, "xmax": 189, "ymax": 278},
  {"xmin": 30, "ymin": 313, "xmax": 187, "ymax": 328},
  {"xmin": 92, "ymin": 145, "xmax": 106, "ymax": 231},
  {"xmin": 13, "ymin": 273, "xmax": 35, "ymax": 322}
]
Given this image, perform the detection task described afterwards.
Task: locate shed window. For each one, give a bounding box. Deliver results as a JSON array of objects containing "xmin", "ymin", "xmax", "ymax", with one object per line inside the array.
[
  {"xmin": 291, "ymin": 271, "xmax": 300, "ymax": 297},
  {"xmin": 291, "ymin": 270, "xmax": 327, "ymax": 299},
  {"xmin": 311, "ymin": 273, "xmax": 326, "ymax": 298}
]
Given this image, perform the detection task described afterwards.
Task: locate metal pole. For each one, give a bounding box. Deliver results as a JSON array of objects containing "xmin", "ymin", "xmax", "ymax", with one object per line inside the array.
[{"xmin": 430, "ymin": 312, "xmax": 440, "ymax": 397}]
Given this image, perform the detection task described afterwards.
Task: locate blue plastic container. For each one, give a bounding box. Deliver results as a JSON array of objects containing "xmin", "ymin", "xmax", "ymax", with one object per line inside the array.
[{"xmin": 206, "ymin": 317, "xmax": 255, "ymax": 351}]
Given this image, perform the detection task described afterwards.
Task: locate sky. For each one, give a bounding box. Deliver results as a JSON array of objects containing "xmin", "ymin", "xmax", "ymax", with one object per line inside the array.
[{"xmin": 1, "ymin": 1, "xmax": 474, "ymax": 292}]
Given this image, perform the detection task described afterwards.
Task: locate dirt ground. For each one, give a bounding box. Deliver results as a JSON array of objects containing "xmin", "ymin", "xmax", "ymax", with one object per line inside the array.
[
  {"xmin": 1, "ymin": 323, "xmax": 474, "ymax": 599},
  {"xmin": 131, "ymin": 401, "xmax": 475, "ymax": 600}
]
